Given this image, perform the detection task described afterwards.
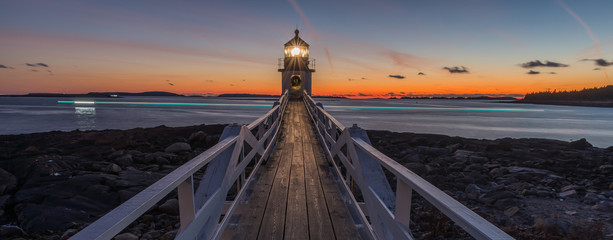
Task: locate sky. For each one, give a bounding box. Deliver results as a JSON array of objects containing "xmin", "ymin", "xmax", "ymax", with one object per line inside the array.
[{"xmin": 1, "ymin": 0, "xmax": 613, "ymax": 97}]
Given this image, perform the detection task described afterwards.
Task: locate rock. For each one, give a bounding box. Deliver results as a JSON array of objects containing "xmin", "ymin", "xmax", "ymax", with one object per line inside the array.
[
  {"xmin": 560, "ymin": 185, "xmax": 574, "ymax": 192},
  {"xmin": 465, "ymin": 184, "xmax": 485, "ymax": 200},
  {"xmin": 23, "ymin": 146, "xmax": 39, "ymax": 153},
  {"xmin": 0, "ymin": 168, "xmax": 17, "ymax": 195},
  {"xmin": 558, "ymin": 189, "xmax": 577, "ymax": 198},
  {"xmin": 160, "ymin": 230, "xmax": 178, "ymax": 240},
  {"xmin": 591, "ymin": 200, "xmax": 613, "ymax": 212},
  {"xmin": 188, "ymin": 131, "xmax": 207, "ymax": 145},
  {"xmin": 446, "ymin": 143, "xmax": 462, "ymax": 153},
  {"xmin": 114, "ymin": 232, "xmax": 139, "ymax": 240},
  {"xmin": 61, "ymin": 228, "xmax": 77, "ymax": 240},
  {"xmin": 468, "ymin": 155, "xmax": 488, "ymax": 164},
  {"xmin": 158, "ymin": 198, "xmax": 179, "ymax": 215},
  {"xmin": 114, "ymin": 154, "xmax": 133, "ymax": 166},
  {"xmin": 504, "ymin": 206, "xmax": 519, "ymax": 217},
  {"xmin": 569, "ymin": 138, "xmax": 592, "ymax": 149},
  {"xmin": 584, "ymin": 192, "xmax": 605, "ymax": 204},
  {"xmin": 533, "ymin": 216, "xmax": 570, "ymax": 234},
  {"xmin": 165, "ymin": 142, "xmax": 191, "ymax": 153},
  {"xmin": 453, "ymin": 150, "xmax": 474, "ymax": 161},
  {"xmin": 108, "ymin": 150, "xmax": 125, "ymax": 159},
  {"xmin": 0, "ymin": 225, "xmax": 26, "ymax": 237},
  {"xmin": 104, "ymin": 163, "xmax": 122, "ymax": 173},
  {"xmin": 404, "ymin": 162, "xmax": 426, "ymax": 174},
  {"xmin": 599, "ymin": 165, "xmax": 613, "ymax": 174}
]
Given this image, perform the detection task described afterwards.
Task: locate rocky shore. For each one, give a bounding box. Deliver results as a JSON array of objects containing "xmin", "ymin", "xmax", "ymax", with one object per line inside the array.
[
  {"xmin": 1, "ymin": 125, "xmax": 611, "ymax": 239},
  {"xmin": 0, "ymin": 125, "xmax": 226, "ymax": 239},
  {"xmin": 367, "ymin": 130, "xmax": 613, "ymax": 239}
]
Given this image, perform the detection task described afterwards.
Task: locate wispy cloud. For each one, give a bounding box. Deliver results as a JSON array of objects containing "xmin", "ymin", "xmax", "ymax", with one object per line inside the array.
[
  {"xmin": 443, "ymin": 66, "xmax": 469, "ymax": 73},
  {"xmin": 418, "ymin": 72, "xmax": 425, "ymax": 75},
  {"xmin": 288, "ymin": 0, "xmax": 334, "ymax": 70},
  {"xmin": 558, "ymin": 0, "xmax": 608, "ymax": 80},
  {"xmin": 527, "ymin": 70, "xmax": 540, "ymax": 75},
  {"xmin": 0, "ymin": 64, "xmax": 14, "ymax": 69},
  {"xmin": 386, "ymin": 51, "xmax": 427, "ymax": 69},
  {"xmin": 519, "ymin": 60, "xmax": 568, "ymax": 68},
  {"xmin": 26, "ymin": 63, "xmax": 49, "ymax": 67},
  {"xmin": 388, "ymin": 74, "xmax": 405, "ymax": 79}
]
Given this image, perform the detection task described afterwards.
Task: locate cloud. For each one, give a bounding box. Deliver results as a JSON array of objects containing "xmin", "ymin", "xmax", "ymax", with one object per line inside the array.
[
  {"xmin": 30, "ymin": 69, "xmax": 38, "ymax": 72},
  {"xmin": 0, "ymin": 64, "xmax": 11, "ymax": 69},
  {"xmin": 582, "ymin": 58, "xmax": 613, "ymax": 67},
  {"xmin": 527, "ymin": 70, "xmax": 540, "ymax": 75},
  {"xmin": 358, "ymin": 93, "xmax": 371, "ymax": 97},
  {"xmin": 26, "ymin": 63, "xmax": 49, "ymax": 67},
  {"xmin": 361, "ymin": 77, "xmax": 366, "ymax": 80},
  {"xmin": 443, "ymin": 66, "xmax": 469, "ymax": 73},
  {"xmin": 348, "ymin": 78, "xmax": 356, "ymax": 81},
  {"xmin": 520, "ymin": 60, "xmax": 568, "ymax": 68},
  {"xmin": 418, "ymin": 72, "xmax": 425, "ymax": 75},
  {"xmin": 386, "ymin": 51, "xmax": 427, "ymax": 69},
  {"xmin": 388, "ymin": 74, "xmax": 405, "ymax": 79},
  {"xmin": 594, "ymin": 68, "xmax": 601, "ymax": 70},
  {"xmin": 549, "ymin": 72, "xmax": 556, "ymax": 74},
  {"xmin": 165, "ymin": 79, "xmax": 174, "ymax": 86}
]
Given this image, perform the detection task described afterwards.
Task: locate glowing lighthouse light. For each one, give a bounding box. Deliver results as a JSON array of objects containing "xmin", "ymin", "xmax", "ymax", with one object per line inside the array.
[{"xmin": 291, "ymin": 47, "xmax": 300, "ymax": 56}]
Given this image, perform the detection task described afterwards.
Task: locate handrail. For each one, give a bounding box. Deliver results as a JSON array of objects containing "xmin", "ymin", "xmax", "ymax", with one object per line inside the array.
[
  {"xmin": 71, "ymin": 90, "xmax": 289, "ymax": 240},
  {"xmin": 303, "ymin": 91, "xmax": 513, "ymax": 240}
]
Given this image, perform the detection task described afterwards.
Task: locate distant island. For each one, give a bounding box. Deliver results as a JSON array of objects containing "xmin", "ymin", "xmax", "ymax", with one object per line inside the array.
[
  {"xmin": 216, "ymin": 93, "xmax": 279, "ymax": 98},
  {"xmin": 5, "ymin": 91, "xmax": 183, "ymax": 98},
  {"xmin": 395, "ymin": 96, "xmax": 517, "ymax": 100},
  {"xmin": 516, "ymin": 85, "xmax": 613, "ymax": 107}
]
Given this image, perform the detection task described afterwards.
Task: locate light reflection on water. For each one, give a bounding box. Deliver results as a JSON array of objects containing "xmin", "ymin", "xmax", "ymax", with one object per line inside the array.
[{"xmin": 75, "ymin": 107, "xmax": 96, "ymax": 130}]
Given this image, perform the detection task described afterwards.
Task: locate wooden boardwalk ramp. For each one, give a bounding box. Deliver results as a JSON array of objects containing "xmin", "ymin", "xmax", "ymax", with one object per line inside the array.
[{"xmin": 224, "ymin": 100, "xmax": 361, "ymax": 240}]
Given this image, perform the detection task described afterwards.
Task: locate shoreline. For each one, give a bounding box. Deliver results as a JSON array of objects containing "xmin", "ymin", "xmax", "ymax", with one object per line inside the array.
[
  {"xmin": 511, "ymin": 99, "xmax": 613, "ymax": 108},
  {"xmin": 1, "ymin": 125, "xmax": 612, "ymax": 239}
]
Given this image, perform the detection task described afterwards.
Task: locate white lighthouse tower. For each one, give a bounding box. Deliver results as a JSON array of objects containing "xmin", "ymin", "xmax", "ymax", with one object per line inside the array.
[{"xmin": 278, "ymin": 29, "xmax": 315, "ymax": 99}]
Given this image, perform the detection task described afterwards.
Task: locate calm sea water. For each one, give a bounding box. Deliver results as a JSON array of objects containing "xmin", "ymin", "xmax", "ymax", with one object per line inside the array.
[{"xmin": 1, "ymin": 96, "xmax": 612, "ymax": 148}]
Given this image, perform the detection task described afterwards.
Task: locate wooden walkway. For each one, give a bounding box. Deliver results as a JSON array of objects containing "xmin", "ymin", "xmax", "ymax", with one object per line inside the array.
[{"xmin": 224, "ymin": 100, "xmax": 361, "ymax": 240}]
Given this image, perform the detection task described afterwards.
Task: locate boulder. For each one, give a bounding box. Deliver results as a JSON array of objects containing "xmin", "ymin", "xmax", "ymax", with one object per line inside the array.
[
  {"xmin": 114, "ymin": 154, "xmax": 133, "ymax": 166},
  {"xmin": 165, "ymin": 142, "xmax": 191, "ymax": 153},
  {"xmin": 188, "ymin": 131, "xmax": 207, "ymax": 145},
  {"xmin": 404, "ymin": 162, "xmax": 426, "ymax": 174},
  {"xmin": 114, "ymin": 232, "xmax": 139, "ymax": 240},
  {"xmin": 158, "ymin": 199, "xmax": 179, "ymax": 215},
  {"xmin": 104, "ymin": 163, "xmax": 122, "ymax": 173},
  {"xmin": 0, "ymin": 168, "xmax": 17, "ymax": 195},
  {"xmin": 599, "ymin": 165, "xmax": 613, "ymax": 174},
  {"xmin": 569, "ymin": 138, "xmax": 592, "ymax": 150}
]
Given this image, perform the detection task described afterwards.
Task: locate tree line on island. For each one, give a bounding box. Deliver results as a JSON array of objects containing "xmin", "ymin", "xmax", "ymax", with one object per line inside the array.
[
  {"xmin": 524, "ymin": 85, "xmax": 613, "ymax": 101},
  {"xmin": 520, "ymin": 85, "xmax": 613, "ymax": 107}
]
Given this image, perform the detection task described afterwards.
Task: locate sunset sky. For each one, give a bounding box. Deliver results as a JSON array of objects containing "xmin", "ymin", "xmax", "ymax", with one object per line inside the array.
[{"xmin": 1, "ymin": 0, "xmax": 612, "ymax": 97}]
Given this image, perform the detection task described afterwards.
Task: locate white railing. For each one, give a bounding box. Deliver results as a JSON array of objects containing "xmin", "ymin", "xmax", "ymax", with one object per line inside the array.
[
  {"xmin": 303, "ymin": 92, "xmax": 514, "ymax": 240},
  {"xmin": 70, "ymin": 91, "xmax": 289, "ymax": 240}
]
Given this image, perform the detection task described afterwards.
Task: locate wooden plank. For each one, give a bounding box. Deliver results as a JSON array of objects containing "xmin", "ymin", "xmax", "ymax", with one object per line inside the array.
[
  {"xmin": 311, "ymin": 135, "xmax": 361, "ymax": 240},
  {"xmin": 257, "ymin": 142, "xmax": 293, "ymax": 240},
  {"xmin": 230, "ymin": 142, "xmax": 286, "ymax": 240},
  {"xmin": 284, "ymin": 140, "xmax": 309, "ymax": 239},
  {"xmin": 303, "ymin": 139, "xmax": 335, "ymax": 240}
]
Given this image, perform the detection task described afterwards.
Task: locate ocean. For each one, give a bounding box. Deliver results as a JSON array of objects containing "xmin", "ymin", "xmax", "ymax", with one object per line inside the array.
[{"xmin": 1, "ymin": 96, "xmax": 612, "ymax": 148}]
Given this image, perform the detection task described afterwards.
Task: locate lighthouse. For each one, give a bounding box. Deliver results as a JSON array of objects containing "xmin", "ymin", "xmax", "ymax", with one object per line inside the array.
[{"xmin": 278, "ymin": 29, "xmax": 315, "ymax": 99}]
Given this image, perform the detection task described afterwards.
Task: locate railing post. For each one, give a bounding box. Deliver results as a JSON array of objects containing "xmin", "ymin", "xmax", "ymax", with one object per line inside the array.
[
  {"xmin": 395, "ymin": 179, "xmax": 412, "ymax": 230},
  {"xmin": 348, "ymin": 124, "xmax": 396, "ymax": 211},
  {"xmin": 178, "ymin": 176, "xmax": 195, "ymax": 230}
]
